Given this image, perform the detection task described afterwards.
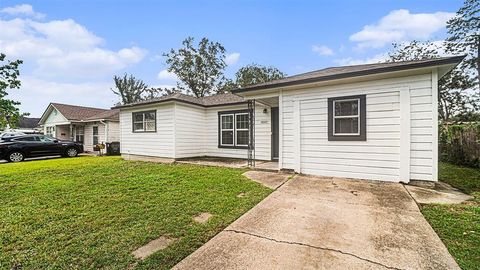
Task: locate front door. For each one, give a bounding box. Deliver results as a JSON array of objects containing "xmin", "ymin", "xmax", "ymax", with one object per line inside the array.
[{"xmin": 271, "ymin": 107, "xmax": 279, "ymax": 160}]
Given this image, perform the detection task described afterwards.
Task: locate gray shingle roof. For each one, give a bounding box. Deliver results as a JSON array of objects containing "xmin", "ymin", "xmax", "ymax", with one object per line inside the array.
[
  {"xmin": 18, "ymin": 117, "xmax": 41, "ymax": 128},
  {"xmin": 232, "ymin": 55, "xmax": 465, "ymax": 93},
  {"xmin": 113, "ymin": 92, "xmax": 246, "ymax": 109},
  {"xmin": 113, "ymin": 56, "xmax": 464, "ymax": 109}
]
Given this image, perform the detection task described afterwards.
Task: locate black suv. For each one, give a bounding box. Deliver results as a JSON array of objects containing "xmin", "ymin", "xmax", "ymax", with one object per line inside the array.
[{"xmin": 0, "ymin": 135, "xmax": 84, "ymax": 162}]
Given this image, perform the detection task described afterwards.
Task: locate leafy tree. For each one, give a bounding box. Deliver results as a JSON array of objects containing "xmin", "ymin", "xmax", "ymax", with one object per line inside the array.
[
  {"xmin": 220, "ymin": 64, "xmax": 286, "ymax": 92},
  {"xmin": 234, "ymin": 64, "xmax": 286, "ymax": 88},
  {"xmin": 446, "ymin": 0, "xmax": 480, "ymax": 90},
  {"xmin": 111, "ymin": 74, "xmax": 154, "ymax": 104},
  {"xmin": 163, "ymin": 37, "xmax": 227, "ymax": 97},
  {"xmin": 0, "ymin": 53, "xmax": 25, "ymax": 129},
  {"xmin": 387, "ymin": 41, "xmax": 475, "ymax": 121}
]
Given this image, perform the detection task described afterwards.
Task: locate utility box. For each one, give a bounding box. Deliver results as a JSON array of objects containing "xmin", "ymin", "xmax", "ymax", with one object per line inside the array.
[{"xmin": 106, "ymin": 142, "xmax": 121, "ymax": 156}]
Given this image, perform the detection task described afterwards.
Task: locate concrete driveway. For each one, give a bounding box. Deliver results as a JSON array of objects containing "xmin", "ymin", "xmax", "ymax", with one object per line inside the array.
[{"xmin": 174, "ymin": 175, "xmax": 459, "ymax": 270}]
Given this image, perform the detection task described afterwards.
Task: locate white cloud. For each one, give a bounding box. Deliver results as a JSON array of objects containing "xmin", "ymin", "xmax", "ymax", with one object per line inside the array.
[
  {"xmin": 157, "ymin": 69, "xmax": 177, "ymax": 81},
  {"xmin": 312, "ymin": 45, "xmax": 334, "ymax": 56},
  {"xmin": 0, "ymin": 4, "xmax": 45, "ymax": 19},
  {"xmin": 0, "ymin": 4, "xmax": 148, "ymax": 116},
  {"xmin": 10, "ymin": 77, "xmax": 117, "ymax": 116},
  {"xmin": 334, "ymin": 53, "xmax": 389, "ymax": 66},
  {"xmin": 225, "ymin": 52, "xmax": 240, "ymax": 65},
  {"xmin": 350, "ymin": 9, "xmax": 454, "ymax": 49},
  {"xmin": 0, "ymin": 16, "xmax": 147, "ymax": 79}
]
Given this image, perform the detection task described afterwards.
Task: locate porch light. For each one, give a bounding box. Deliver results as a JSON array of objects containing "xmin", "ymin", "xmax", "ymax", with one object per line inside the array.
[{"xmin": 263, "ymin": 108, "xmax": 268, "ymax": 114}]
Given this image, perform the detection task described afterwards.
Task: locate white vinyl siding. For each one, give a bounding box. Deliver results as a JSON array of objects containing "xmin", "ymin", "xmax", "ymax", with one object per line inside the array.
[
  {"xmin": 410, "ymin": 77, "xmax": 436, "ymax": 181},
  {"xmin": 119, "ymin": 104, "xmax": 175, "ymax": 158},
  {"xmin": 84, "ymin": 122, "xmax": 106, "ymax": 152},
  {"xmin": 107, "ymin": 121, "xmax": 120, "ymax": 142},
  {"xmin": 204, "ymin": 104, "xmax": 271, "ymax": 160},
  {"xmin": 281, "ymin": 73, "xmax": 435, "ymax": 182},
  {"xmin": 174, "ymin": 103, "xmax": 206, "ymax": 158},
  {"xmin": 55, "ymin": 125, "xmax": 71, "ymax": 140},
  {"xmin": 123, "ymin": 102, "xmax": 272, "ymax": 160},
  {"xmin": 44, "ymin": 107, "xmax": 68, "ymax": 125}
]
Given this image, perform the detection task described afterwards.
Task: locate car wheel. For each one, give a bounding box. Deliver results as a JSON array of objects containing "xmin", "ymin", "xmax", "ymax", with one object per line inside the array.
[
  {"xmin": 65, "ymin": 147, "xmax": 78, "ymax": 157},
  {"xmin": 7, "ymin": 151, "xmax": 24, "ymax": 162}
]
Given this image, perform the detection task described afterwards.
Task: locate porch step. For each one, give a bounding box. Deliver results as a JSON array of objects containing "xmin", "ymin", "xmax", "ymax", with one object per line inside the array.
[{"xmin": 251, "ymin": 161, "xmax": 279, "ymax": 172}]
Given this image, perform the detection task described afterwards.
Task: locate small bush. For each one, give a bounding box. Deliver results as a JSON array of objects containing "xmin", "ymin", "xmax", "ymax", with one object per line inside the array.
[{"xmin": 439, "ymin": 123, "xmax": 480, "ymax": 168}]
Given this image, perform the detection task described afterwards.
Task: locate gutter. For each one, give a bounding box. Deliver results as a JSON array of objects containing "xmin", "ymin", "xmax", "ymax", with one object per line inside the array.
[
  {"xmin": 112, "ymin": 99, "xmax": 248, "ymax": 110},
  {"xmin": 232, "ymin": 55, "xmax": 466, "ymax": 94}
]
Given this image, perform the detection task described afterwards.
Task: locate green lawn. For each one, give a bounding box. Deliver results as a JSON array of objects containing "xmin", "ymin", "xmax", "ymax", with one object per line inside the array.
[
  {"xmin": 421, "ymin": 162, "xmax": 480, "ymax": 270},
  {"xmin": 0, "ymin": 156, "xmax": 272, "ymax": 270}
]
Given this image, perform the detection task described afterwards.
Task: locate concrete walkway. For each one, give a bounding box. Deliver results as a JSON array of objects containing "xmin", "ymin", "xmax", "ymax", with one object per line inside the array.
[
  {"xmin": 405, "ymin": 181, "xmax": 473, "ymax": 204},
  {"xmin": 174, "ymin": 175, "xmax": 460, "ymax": 270}
]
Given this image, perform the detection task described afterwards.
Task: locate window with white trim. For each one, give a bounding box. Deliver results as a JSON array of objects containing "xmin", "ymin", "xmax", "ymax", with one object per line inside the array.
[
  {"xmin": 75, "ymin": 126, "xmax": 84, "ymax": 143},
  {"xmin": 219, "ymin": 110, "xmax": 250, "ymax": 148},
  {"xmin": 46, "ymin": 126, "xmax": 55, "ymax": 137},
  {"xmin": 328, "ymin": 95, "xmax": 366, "ymax": 141},
  {"xmin": 235, "ymin": 113, "xmax": 249, "ymax": 146},
  {"xmin": 93, "ymin": 126, "xmax": 99, "ymax": 145},
  {"xmin": 132, "ymin": 110, "xmax": 156, "ymax": 132},
  {"xmin": 333, "ymin": 98, "xmax": 360, "ymax": 135}
]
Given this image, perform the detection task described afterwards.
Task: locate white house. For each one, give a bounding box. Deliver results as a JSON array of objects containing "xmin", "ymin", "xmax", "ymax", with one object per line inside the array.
[
  {"xmin": 114, "ymin": 56, "xmax": 463, "ymax": 183},
  {"xmin": 38, "ymin": 103, "xmax": 120, "ymax": 151}
]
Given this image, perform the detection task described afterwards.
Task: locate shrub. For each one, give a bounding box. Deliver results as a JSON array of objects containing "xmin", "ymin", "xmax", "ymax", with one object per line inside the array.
[{"xmin": 439, "ymin": 123, "xmax": 480, "ymax": 168}]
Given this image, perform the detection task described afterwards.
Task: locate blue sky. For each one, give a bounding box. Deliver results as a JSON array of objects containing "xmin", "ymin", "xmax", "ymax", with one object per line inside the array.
[{"xmin": 0, "ymin": 0, "xmax": 463, "ymax": 116}]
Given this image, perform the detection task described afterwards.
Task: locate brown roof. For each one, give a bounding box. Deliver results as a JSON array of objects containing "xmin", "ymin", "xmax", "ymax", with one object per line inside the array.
[
  {"xmin": 232, "ymin": 55, "xmax": 465, "ymax": 93},
  {"xmin": 49, "ymin": 103, "xmax": 119, "ymax": 122},
  {"xmin": 113, "ymin": 92, "xmax": 246, "ymax": 109},
  {"xmin": 85, "ymin": 109, "xmax": 120, "ymax": 121}
]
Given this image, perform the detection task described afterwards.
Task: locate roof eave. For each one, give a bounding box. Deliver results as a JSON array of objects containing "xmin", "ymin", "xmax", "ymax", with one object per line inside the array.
[
  {"xmin": 112, "ymin": 98, "xmax": 248, "ymax": 110},
  {"xmin": 232, "ymin": 55, "xmax": 466, "ymax": 94}
]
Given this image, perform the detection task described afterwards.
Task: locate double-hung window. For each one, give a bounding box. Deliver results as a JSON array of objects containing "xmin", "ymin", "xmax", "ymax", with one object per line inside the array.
[
  {"xmin": 132, "ymin": 110, "xmax": 156, "ymax": 132},
  {"xmin": 75, "ymin": 126, "xmax": 84, "ymax": 143},
  {"xmin": 46, "ymin": 126, "xmax": 55, "ymax": 137},
  {"xmin": 218, "ymin": 110, "xmax": 250, "ymax": 148},
  {"xmin": 328, "ymin": 95, "xmax": 366, "ymax": 141},
  {"xmin": 92, "ymin": 126, "xmax": 99, "ymax": 145}
]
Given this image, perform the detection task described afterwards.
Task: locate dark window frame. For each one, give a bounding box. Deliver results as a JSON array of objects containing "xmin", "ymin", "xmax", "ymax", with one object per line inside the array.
[
  {"xmin": 328, "ymin": 94, "xmax": 366, "ymax": 141},
  {"xmin": 132, "ymin": 110, "xmax": 157, "ymax": 133},
  {"xmin": 218, "ymin": 109, "xmax": 250, "ymax": 149}
]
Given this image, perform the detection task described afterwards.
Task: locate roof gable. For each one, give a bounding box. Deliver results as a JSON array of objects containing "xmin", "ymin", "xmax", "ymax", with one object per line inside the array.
[
  {"xmin": 39, "ymin": 105, "xmax": 69, "ymax": 125},
  {"xmin": 51, "ymin": 103, "xmax": 109, "ymax": 121},
  {"xmin": 39, "ymin": 103, "xmax": 119, "ymax": 125}
]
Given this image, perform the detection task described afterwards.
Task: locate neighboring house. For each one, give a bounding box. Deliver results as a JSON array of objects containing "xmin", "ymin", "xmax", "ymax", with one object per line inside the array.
[
  {"xmin": 38, "ymin": 103, "xmax": 120, "ymax": 151},
  {"xmin": 114, "ymin": 56, "xmax": 463, "ymax": 183},
  {"xmin": 1, "ymin": 117, "xmax": 42, "ymax": 134},
  {"xmin": 17, "ymin": 117, "xmax": 42, "ymax": 133}
]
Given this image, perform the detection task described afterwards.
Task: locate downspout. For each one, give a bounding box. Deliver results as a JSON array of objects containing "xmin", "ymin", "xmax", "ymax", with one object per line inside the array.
[{"xmin": 100, "ymin": 120, "xmax": 108, "ymax": 144}]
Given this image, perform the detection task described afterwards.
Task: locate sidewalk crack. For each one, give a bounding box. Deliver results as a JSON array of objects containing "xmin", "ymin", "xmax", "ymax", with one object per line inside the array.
[{"xmin": 225, "ymin": 229, "xmax": 404, "ymax": 270}]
